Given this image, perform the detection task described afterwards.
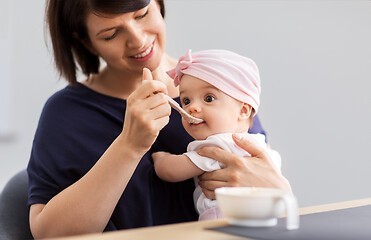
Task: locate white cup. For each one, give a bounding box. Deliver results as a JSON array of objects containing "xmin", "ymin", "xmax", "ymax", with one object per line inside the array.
[{"xmin": 215, "ymin": 187, "xmax": 299, "ymax": 230}]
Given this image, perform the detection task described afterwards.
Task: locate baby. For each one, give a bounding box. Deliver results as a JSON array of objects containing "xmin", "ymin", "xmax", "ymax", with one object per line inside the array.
[{"xmin": 152, "ymin": 49, "xmax": 281, "ymax": 221}]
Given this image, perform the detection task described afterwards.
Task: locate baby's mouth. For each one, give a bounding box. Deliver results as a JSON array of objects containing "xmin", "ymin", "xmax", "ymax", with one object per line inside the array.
[{"xmin": 190, "ymin": 121, "xmax": 205, "ymax": 127}]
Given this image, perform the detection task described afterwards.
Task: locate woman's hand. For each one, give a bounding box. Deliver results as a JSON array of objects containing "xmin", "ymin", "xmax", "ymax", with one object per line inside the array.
[
  {"xmin": 198, "ymin": 133, "xmax": 292, "ymax": 200},
  {"xmin": 121, "ymin": 68, "xmax": 171, "ymax": 155}
]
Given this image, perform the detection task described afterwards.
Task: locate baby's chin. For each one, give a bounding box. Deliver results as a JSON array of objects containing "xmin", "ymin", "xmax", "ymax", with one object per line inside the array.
[
  {"xmin": 187, "ymin": 130, "xmax": 210, "ymax": 141},
  {"xmin": 189, "ymin": 130, "xmax": 229, "ymax": 141},
  {"xmin": 189, "ymin": 133, "xmax": 208, "ymax": 141}
]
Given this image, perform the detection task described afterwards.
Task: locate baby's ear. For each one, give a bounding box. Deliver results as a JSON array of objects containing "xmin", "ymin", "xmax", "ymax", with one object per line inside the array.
[{"xmin": 238, "ymin": 103, "xmax": 252, "ymax": 121}]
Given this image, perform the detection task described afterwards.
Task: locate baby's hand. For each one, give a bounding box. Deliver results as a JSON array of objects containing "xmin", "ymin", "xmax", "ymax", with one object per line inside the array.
[{"xmin": 152, "ymin": 151, "xmax": 172, "ymax": 163}]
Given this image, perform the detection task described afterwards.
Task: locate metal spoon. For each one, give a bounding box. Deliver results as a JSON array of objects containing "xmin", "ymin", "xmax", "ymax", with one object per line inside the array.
[{"xmin": 165, "ymin": 95, "xmax": 204, "ymax": 124}]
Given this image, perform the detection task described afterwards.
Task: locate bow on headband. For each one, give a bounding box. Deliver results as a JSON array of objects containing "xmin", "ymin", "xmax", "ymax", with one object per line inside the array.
[{"xmin": 167, "ymin": 50, "xmax": 193, "ymax": 86}]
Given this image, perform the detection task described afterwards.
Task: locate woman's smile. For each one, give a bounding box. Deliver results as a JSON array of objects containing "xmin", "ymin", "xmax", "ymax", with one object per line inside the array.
[{"xmin": 131, "ymin": 41, "xmax": 155, "ymax": 62}]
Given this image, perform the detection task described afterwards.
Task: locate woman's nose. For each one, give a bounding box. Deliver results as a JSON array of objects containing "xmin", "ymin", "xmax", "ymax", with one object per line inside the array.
[{"xmin": 126, "ymin": 25, "xmax": 146, "ymax": 49}]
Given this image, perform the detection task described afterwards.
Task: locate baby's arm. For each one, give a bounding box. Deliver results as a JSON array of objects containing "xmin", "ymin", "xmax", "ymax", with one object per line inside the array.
[{"xmin": 152, "ymin": 152, "xmax": 204, "ymax": 182}]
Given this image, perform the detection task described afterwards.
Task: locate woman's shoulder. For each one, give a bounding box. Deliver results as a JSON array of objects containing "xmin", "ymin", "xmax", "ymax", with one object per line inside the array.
[
  {"xmin": 39, "ymin": 83, "xmax": 110, "ymax": 128},
  {"xmin": 45, "ymin": 83, "xmax": 98, "ymax": 107},
  {"xmin": 43, "ymin": 83, "xmax": 83, "ymax": 108},
  {"xmin": 44, "ymin": 83, "xmax": 124, "ymax": 115},
  {"xmin": 40, "ymin": 84, "xmax": 84, "ymax": 121}
]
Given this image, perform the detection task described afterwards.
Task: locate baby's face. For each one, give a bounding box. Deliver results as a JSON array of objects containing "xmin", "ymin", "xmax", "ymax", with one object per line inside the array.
[{"xmin": 179, "ymin": 74, "xmax": 245, "ymax": 140}]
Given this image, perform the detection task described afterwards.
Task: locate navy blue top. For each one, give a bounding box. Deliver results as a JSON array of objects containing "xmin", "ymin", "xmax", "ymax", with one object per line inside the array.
[{"xmin": 27, "ymin": 83, "xmax": 266, "ymax": 231}]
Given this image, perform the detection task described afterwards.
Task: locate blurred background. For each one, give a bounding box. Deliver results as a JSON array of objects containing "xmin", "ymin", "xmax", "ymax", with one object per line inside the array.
[{"xmin": 0, "ymin": 0, "xmax": 370, "ymax": 207}]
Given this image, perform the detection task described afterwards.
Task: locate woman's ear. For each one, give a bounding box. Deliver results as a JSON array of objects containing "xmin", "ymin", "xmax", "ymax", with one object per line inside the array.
[
  {"xmin": 73, "ymin": 32, "xmax": 98, "ymax": 56},
  {"xmin": 238, "ymin": 103, "xmax": 252, "ymax": 121}
]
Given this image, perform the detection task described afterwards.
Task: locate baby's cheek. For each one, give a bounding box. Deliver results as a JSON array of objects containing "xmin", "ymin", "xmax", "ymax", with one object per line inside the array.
[
  {"xmin": 213, "ymin": 116, "xmax": 237, "ymax": 133},
  {"xmin": 181, "ymin": 118, "xmax": 191, "ymax": 132}
]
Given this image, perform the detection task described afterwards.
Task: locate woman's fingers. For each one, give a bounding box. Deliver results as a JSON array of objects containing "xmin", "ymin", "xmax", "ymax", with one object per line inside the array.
[
  {"xmin": 153, "ymin": 113, "xmax": 170, "ymax": 130},
  {"xmin": 198, "ymin": 146, "xmax": 239, "ymax": 168},
  {"xmin": 120, "ymin": 69, "xmax": 171, "ymax": 153},
  {"xmin": 198, "ymin": 171, "xmax": 254, "ymax": 200},
  {"xmin": 152, "ymin": 102, "xmax": 171, "ymax": 120},
  {"xmin": 137, "ymin": 68, "xmax": 168, "ymax": 98},
  {"xmin": 130, "ymin": 80, "xmax": 168, "ymax": 102},
  {"xmin": 130, "ymin": 68, "xmax": 168, "ymax": 102},
  {"xmin": 138, "ymin": 94, "xmax": 170, "ymax": 122},
  {"xmin": 198, "ymin": 176, "xmax": 227, "ymax": 200},
  {"xmin": 202, "ymin": 189, "xmax": 216, "ymax": 200},
  {"xmin": 142, "ymin": 67, "xmax": 153, "ymax": 81},
  {"xmin": 130, "ymin": 100, "xmax": 170, "ymax": 132},
  {"xmin": 145, "ymin": 93, "xmax": 168, "ymax": 111},
  {"xmin": 232, "ymin": 133, "xmax": 267, "ymax": 158},
  {"xmin": 198, "ymin": 175, "xmax": 227, "ymax": 189},
  {"xmin": 198, "ymin": 134, "xmax": 269, "ymax": 168},
  {"xmin": 198, "ymin": 169, "xmax": 230, "ymax": 182}
]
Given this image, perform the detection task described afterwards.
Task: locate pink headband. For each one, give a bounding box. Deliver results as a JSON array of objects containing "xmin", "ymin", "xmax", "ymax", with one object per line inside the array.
[{"xmin": 167, "ymin": 49, "xmax": 261, "ymax": 114}]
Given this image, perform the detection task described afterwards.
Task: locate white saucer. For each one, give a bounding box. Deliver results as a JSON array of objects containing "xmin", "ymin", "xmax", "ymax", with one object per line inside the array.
[{"xmin": 228, "ymin": 218, "xmax": 278, "ymax": 227}]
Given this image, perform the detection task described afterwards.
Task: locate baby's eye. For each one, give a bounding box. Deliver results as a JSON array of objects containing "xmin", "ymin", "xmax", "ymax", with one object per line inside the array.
[
  {"xmin": 204, "ymin": 95, "xmax": 215, "ymax": 103},
  {"xmin": 182, "ymin": 98, "xmax": 191, "ymax": 106}
]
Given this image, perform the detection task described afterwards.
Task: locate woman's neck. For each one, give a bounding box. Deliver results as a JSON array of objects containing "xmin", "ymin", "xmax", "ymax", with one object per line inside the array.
[
  {"xmin": 82, "ymin": 53, "xmax": 179, "ymax": 99},
  {"xmin": 152, "ymin": 54, "xmax": 179, "ymax": 98}
]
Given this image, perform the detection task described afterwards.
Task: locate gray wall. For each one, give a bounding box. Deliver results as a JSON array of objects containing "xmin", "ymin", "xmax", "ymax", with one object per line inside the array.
[
  {"xmin": 0, "ymin": 1, "xmax": 66, "ymax": 191},
  {"xmin": 1, "ymin": 1, "xmax": 370, "ymax": 208}
]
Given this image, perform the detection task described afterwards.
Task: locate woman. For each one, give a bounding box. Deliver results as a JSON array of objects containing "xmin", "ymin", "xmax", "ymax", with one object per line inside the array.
[{"xmin": 28, "ymin": 0, "xmax": 292, "ymax": 238}]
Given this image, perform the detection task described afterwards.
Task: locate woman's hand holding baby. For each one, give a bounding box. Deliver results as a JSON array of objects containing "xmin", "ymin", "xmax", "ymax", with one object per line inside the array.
[{"xmin": 198, "ymin": 133, "xmax": 292, "ymax": 200}]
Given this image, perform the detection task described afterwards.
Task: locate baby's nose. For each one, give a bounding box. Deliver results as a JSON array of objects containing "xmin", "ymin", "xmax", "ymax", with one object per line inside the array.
[{"xmin": 188, "ymin": 102, "xmax": 201, "ymax": 113}]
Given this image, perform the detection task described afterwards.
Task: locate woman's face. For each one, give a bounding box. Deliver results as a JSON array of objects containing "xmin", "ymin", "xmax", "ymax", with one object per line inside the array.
[{"xmin": 85, "ymin": 0, "xmax": 166, "ymax": 74}]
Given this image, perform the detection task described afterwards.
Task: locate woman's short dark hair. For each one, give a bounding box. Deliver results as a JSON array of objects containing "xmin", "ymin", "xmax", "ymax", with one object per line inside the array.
[{"xmin": 46, "ymin": 0, "xmax": 165, "ymax": 85}]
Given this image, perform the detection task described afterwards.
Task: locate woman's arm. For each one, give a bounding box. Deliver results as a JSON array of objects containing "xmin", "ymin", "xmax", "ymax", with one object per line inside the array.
[
  {"xmin": 198, "ymin": 133, "xmax": 292, "ymax": 200},
  {"xmin": 30, "ymin": 135, "xmax": 144, "ymax": 238},
  {"xmin": 152, "ymin": 152, "xmax": 204, "ymax": 182},
  {"xmin": 30, "ymin": 70, "xmax": 171, "ymax": 238}
]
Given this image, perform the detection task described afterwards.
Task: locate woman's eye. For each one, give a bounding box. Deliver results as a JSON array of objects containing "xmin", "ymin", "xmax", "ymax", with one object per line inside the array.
[
  {"xmin": 137, "ymin": 9, "xmax": 149, "ymax": 19},
  {"xmin": 104, "ymin": 31, "xmax": 118, "ymax": 41},
  {"xmin": 204, "ymin": 95, "xmax": 215, "ymax": 103},
  {"xmin": 182, "ymin": 98, "xmax": 191, "ymax": 106}
]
